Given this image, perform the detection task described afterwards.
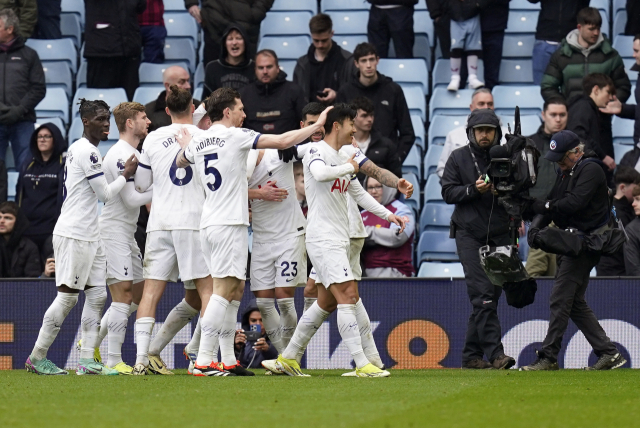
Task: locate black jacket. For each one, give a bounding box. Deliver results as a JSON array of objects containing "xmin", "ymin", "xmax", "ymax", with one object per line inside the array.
[
  {"xmin": 625, "ymin": 0, "xmax": 640, "ymax": 36},
  {"xmin": 17, "ymin": 122, "xmax": 66, "ymax": 240},
  {"xmin": 446, "ymin": 0, "xmax": 486, "ymax": 22},
  {"xmin": 0, "ymin": 208, "xmax": 41, "ymax": 278},
  {"xmin": 528, "ymin": 125, "xmax": 558, "ymax": 200},
  {"xmin": 144, "ymin": 91, "xmax": 201, "ymax": 133},
  {"xmin": 480, "ymin": 0, "xmax": 510, "ymax": 33},
  {"xmin": 567, "ymin": 95, "xmax": 612, "ymax": 160},
  {"xmin": 0, "ymin": 159, "xmax": 6, "ymax": 202},
  {"xmin": 624, "ymin": 217, "xmax": 640, "ymax": 275},
  {"xmin": 441, "ymin": 141, "xmax": 510, "ymax": 241},
  {"xmin": 238, "ymin": 70, "xmax": 306, "ymax": 134},
  {"xmin": 0, "ymin": 36, "xmax": 45, "ymax": 123},
  {"xmin": 618, "ymin": 64, "xmax": 640, "ymax": 146},
  {"xmin": 202, "ymin": 24, "xmax": 255, "ymax": 99},
  {"xmin": 84, "ymin": 0, "xmax": 146, "ymax": 58},
  {"xmin": 336, "ymin": 72, "xmax": 415, "ymax": 162},
  {"xmin": 596, "ymin": 196, "xmax": 635, "ymax": 276},
  {"xmin": 356, "ymin": 131, "xmax": 403, "ymax": 182},
  {"xmin": 528, "ymin": 0, "xmax": 590, "ymax": 42}
]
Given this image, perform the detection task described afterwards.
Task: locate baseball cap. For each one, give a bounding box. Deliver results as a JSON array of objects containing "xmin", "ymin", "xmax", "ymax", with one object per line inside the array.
[
  {"xmin": 545, "ymin": 130, "xmax": 581, "ymax": 162},
  {"xmin": 467, "ymin": 108, "xmax": 499, "ymax": 129}
]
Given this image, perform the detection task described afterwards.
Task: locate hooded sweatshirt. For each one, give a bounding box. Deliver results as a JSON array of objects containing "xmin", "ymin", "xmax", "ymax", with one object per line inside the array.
[
  {"xmin": 17, "ymin": 122, "xmax": 66, "ymax": 242},
  {"xmin": 566, "ymin": 94, "xmax": 611, "ymax": 160},
  {"xmin": 235, "ymin": 300, "xmax": 278, "ymax": 368},
  {"xmin": 0, "ymin": 208, "xmax": 41, "ymax": 278},
  {"xmin": 202, "ymin": 24, "xmax": 256, "ymax": 99}
]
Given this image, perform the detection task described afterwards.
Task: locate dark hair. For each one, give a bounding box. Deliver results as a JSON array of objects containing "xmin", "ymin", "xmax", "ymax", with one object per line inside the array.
[
  {"xmin": 301, "ymin": 102, "xmax": 325, "ymax": 122},
  {"xmin": 255, "ymin": 48, "xmax": 279, "ymax": 66},
  {"xmin": 353, "ymin": 42, "xmax": 378, "ymax": 61},
  {"xmin": 635, "ymin": 34, "xmax": 640, "ymax": 42},
  {"xmin": 577, "ymin": 7, "xmax": 602, "ymax": 28},
  {"xmin": 582, "ymin": 73, "xmax": 615, "ymax": 95},
  {"xmin": 614, "ymin": 166, "xmax": 640, "ymax": 186},
  {"xmin": 208, "ymin": 87, "xmax": 241, "ymax": 122},
  {"xmin": 166, "ymin": 84, "xmax": 193, "ymax": 115},
  {"xmin": 633, "ymin": 184, "xmax": 640, "ymax": 197},
  {"xmin": 350, "ymin": 97, "xmax": 375, "ymax": 115},
  {"xmin": 543, "ymin": 96, "xmax": 568, "ymax": 111},
  {"xmin": 0, "ymin": 201, "xmax": 18, "ymax": 218},
  {"xmin": 309, "ymin": 13, "xmax": 332, "ymax": 34},
  {"xmin": 78, "ymin": 98, "xmax": 110, "ymax": 120},
  {"xmin": 324, "ymin": 103, "xmax": 356, "ymax": 135}
]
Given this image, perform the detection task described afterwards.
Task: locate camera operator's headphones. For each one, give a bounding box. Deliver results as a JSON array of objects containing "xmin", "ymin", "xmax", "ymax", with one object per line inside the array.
[{"xmin": 466, "ymin": 108, "xmax": 503, "ymax": 147}]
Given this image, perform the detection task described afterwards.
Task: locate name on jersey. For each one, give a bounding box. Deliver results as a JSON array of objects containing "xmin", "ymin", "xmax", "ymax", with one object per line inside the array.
[
  {"xmin": 330, "ymin": 178, "xmax": 350, "ymax": 193},
  {"xmin": 162, "ymin": 137, "xmax": 177, "ymax": 148},
  {"xmin": 195, "ymin": 137, "xmax": 226, "ymax": 152}
]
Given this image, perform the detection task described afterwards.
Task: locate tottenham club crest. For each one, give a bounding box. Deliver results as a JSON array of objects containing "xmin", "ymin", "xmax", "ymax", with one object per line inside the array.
[
  {"xmin": 90, "ymin": 153, "xmax": 99, "ymax": 164},
  {"xmin": 116, "ymin": 159, "xmax": 125, "ymax": 170},
  {"xmin": 550, "ymin": 140, "xmax": 557, "ymax": 150}
]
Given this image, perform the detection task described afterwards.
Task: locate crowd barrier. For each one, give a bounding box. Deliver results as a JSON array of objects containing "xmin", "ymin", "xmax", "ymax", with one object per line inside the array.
[{"xmin": 1, "ymin": 278, "xmax": 639, "ymax": 370}]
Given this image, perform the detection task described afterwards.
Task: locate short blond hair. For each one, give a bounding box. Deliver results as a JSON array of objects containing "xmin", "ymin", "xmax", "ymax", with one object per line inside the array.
[{"xmin": 113, "ymin": 102, "xmax": 146, "ymax": 133}]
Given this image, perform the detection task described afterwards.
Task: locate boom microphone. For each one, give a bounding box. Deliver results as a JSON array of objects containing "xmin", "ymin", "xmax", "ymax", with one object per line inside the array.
[{"xmin": 489, "ymin": 144, "xmax": 510, "ymax": 159}]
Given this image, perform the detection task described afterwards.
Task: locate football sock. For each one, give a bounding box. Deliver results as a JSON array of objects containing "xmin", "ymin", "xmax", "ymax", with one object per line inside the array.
[
  {"xmin": 134, "ymin": 317, "xmax": 155, "ymax": 366},
  {"xmin": 450, "ymin": 57, "xmax": 462, "ymax": 76},
  {"xmin": 149, "ymin": 299, "xmax": 198, "ymax": 355},
  {"xmin": 467, "ymin": 55, "xmax": 479, "ymax": 76},
  {"xmin": 186, "ymin": 316, "xmax": 201, "ymax": 355},
  {"xmin": 219, "ymin": 300, "xmax": 240, "ymax": 366},
  {"xmin": 355, "ymin": 298, "xmax": 383, "ymax": 369},
  {"xmin": 337, "ymin": 303, "xmax": 369, "ymax": 369},
  {"xmin": 31, "ymin": 292, "xmax": 78, "ymax": 361},
  {"xmin": 80, "ymin": 287, "xmax": 107, "ymax": 361},
  {"xmin": 303, "ymin": 297, "xmax": 317, "ymax": 314},
  {"xmin": 106, "ymin": 302, "xmax": 130, "ymax": 367},
  {"xmin": 277, "ymin": 298, "xmax": 297, "ymax": 350},
  {"xmin": 195, "ymin": 294, "xmax": 228, "ymax": 367},
  {"xmin": 97, "ymin": 307, "xmax": 110, "ymax": 346},
  {"xmin": 256, "ymin": 298, "xmax": 284, "ymax": 353},
  {"xmin": 282, "ymin": 301, "xmax": 329, "ymax": 361},
  {"xmin": 129, "ymin": 302, "xmax": 138, "ymax": 316}
]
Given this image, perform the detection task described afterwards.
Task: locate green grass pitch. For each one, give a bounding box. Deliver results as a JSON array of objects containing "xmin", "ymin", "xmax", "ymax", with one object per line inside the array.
[{"xmin": 1, "ymin": 369, "xmax": 639, "ymax": 428}]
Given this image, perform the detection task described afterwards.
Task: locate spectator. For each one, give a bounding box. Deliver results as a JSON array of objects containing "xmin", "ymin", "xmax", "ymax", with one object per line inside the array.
[
  {"xmin": 239, "ymin": 49, "xmax": 306, "ymax": 134},
  {"xmin": 40, "ymin": 234, "xmax": 54, "ymax": 277},
  {"xmin": 436, "ymin": 88, "xmax": 507, "ymax": 178},
  {"xmin": 0, "ymin": 9, "xmax": 45, "ymax": 169},
  {"xmin": 530, "ymin": 0, "xmax": 589, "ymax": 86},
  {"xmin": 335, "ymin": 43, "xmax": 414, "ymax": 162},
  {"xmin": 525, "ymin": 97, "xmax": 569, "ymax": 278},
  {"xmin": 202, "ymin": 24, "xmax": 255, "ymax": 99},
  {"xmin": 0, "ymin": 158, "xmax": 6, "ymax": 201},
  {"xmin": 426, "ymin": 0, "xmax": 451, "ymax": 58},
  {"xmin": 361, "ymin": 177, "xmax": 415, "ymax": 277},
  {"xmin": 624, "ymin": 185, "xmax": 640, "ymax": 275},
  {"xmin": 293, "ymin": 161, "xmax": 307, "ymax": 217},
  {"xmin": 84, "ymin": 0, "xmax": 147, "ymax": 101},
  {"xmin": 446, "ymin": 0, "xmax": 484, "ymax": 91},
  {"xmin": 0, "ymin": 0, "xmax": 36, "ymax": 38},
  {"xmin": 34, "ymin": 0, "xmax": 61, "ymax": 39},
  {"xmin": 138, "ymin": 0, "xmax": 166, "ymax": 64},
  {"xmin": 293, "ymin": 13, "xmax": 356, "ymax": 106},
  {"xmin": 351, "ymin": 96, "xmax": 402, "ymax": 181},
  {"xmin": 185, "ymin": 0, "xmax": 272, "ymax": 67},
  {"xmin": 234, "ymin": 300, "xmax": 278, "ymax": 369},
  {"xmin": 625, "ymin": 0, "xmax": 640, "ymax": 37},
  {"xmin": 566, "ymin": 73, "xmax": 616, "ymax": 171},
  {"xmin": 16, "ymin": 122, "xmax": 65, "ymax": 258},
  {"xmin": 0, "ymin": 201, "xmax": 41, "ymax": 277},
  {"xmin": 596, "ymin": 166, "xmax": 640, "ymax": 276},
  {"xmin": 145, "ymin": 65, "xmax": 200, "ymax": 133},
  {"xmin": 366, "ymin": 0, "xmax": 417, "ymax": 59},
  {"xmin": 480, "ymin": 0, "xmax": 509, "ymax": 90}
]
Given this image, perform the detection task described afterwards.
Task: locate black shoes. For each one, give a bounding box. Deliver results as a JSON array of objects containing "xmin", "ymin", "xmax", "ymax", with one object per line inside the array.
[
  {"xmin": 462, "ymin": 359, "xmax": 494, "ymax": 369},
  {"xmin": 519, "ymin": 352, "xmax": 559, "ymax": 371},
  {"xmin": 491, "ymin": 354, "xmax": 516, "ymax": 370},
  {"xmin": 584, "ymin": 353, "xmax": 627, "ymax": 371}
]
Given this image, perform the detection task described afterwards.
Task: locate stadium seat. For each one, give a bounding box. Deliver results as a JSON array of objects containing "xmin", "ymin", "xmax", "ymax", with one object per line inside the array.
[
  {"xmin": 35, "ymin": 117, "xmax": 67, "ymax": 139},
  {"xmin": 72, "ymin": 88, "xmax": 128, "ymax": 118},
  {"xmin": 164, "ymin": 12, "xmax": 199, "ymax": 48},
  {"xmin": 402, "ymin": 172, "xmax": 421, "ymax": 214},
  {"xmin": 61, "ymin": 0, "xmax": 84, "ymax": 27},
  {"xmin": 321, "ymin": 0, "xmax": 370, "ymax": 12},
  {"xmin": 139, "ymin": 62, "xmax": 189, "ymax": 87},
  {"xmin": 418, "ymin": 230, "xmax": 458, "ymax": 263},
  {"xmin": 424, "ymin": 173, "xmax": 444, "ymax": 204},
  {"xmin": 76, "ymin": 61, "xmax": 87, "ymax": 90},
  {"xmin": 165, "ymin": 39, "xmax": 197, "ymax": 73},
  {"xmin": 7, "ymin": 171, "xmax": 18, "ymax": 201},
  {"xmin": 428, "ymin": 115, "xmax": 468, "ymax": 146},
  {"xmin": 258, "ymin": 35, "xmax": 311, "ymax": 60},
  {"xmin": 133, "ymin": 86, "xmax": 163, "ymax": 105},
  {"xmin": 260, "ymin": 11, "xmax": 314, "ymax": 39},
  {"xmin": 402, "ymin": 87, "xmax": 426, "ymax": 121},
  {"xmin": 377, "ymin": 59, "xmax": 429, "ymax": 95},
  {"xmin": 505, "ymin": 11, "xmax": 538, "ymax": 34},
  {"xmin": 432, "ymin": 58, "xmax": 485, "ymax": 89},
  {"xmin": 613, "ymin": 0, "xmax": 626, "ymax": 15},
  {"xmin": 614, "ymin": 143, "xmax": 633, "ymax": 164},
  {"xmin": 420, "ymin": 202, "xmax": 454, "ymax": 232},
  {"xmin": 193, "ymin": 87, "xmax": 203, "ymax": 102},
  {"xmin": 423, "ymin": 145, "xmax": 443, "ymax": 180},
  {"xmin": 613, "ymin": 11, "xmax": 627, "ymax": 36},
  {"xmin": 279, "ymin": 60, "xmax": 297, "ymax": 80},
  {"xmin": 97, "ymin": 140, "xmax": 118, "ymax": 158},
  {"xmin": 414, "ymin": 11, "xmax": 435, "ymax": 48},
  {"xmin": 590, "ymin": 0, "xmax": 609, "ymax": 15},
  {"xmin": 416, "ymin": 0, "xmax": 427, "ymax": 10},
  {"xmin": 272, "ymin": 0, "xmax": 317, "ymax": 13},
  {"xmin": 629, "ymin": 85, "xmax": 636, "ymax": 104},
  {"xmin": 613, "ymin": 35, "xmax": 634, "ymax": 57},
  {"xmin": 334, "ymin": 35, "xmax": 368, "ymax": 52},
  {"xmin": 42, "ymin": 61, "xmax": 73, "ymax": 98},
  {"xmin": 624, "ymin": 58, "xmax": 637, "ymax": 84},
  {"xmin": 498, "ymin": 114, "xmax": 541, "ymax": 136},
  {"xmin": 429, "ymin": 88, "xmax": 475, "ymax": 119},
  {"xmin": 509, "ymin": 0, "xmax": 540, "ymax": 10},
  {"xmin": 328, "ymin": 11, "xmax": 369, "ymax": 37},
  {"xmin": 417, "ymin": 262, "xmax": 464, "ymax": 278},
  {"xmin": 60, "ymin": 13, "xmax": 82, "ymax": 48},
  {"xmin": 68, "ymin": 115, "xmax": 119, "ymax": 146},
  {"xmin": 35, "ymin": 88, "xmax": 69, "ymax": 125},
  {"xmin": 402, "ymin": 144, "xmax": 421, "ymax": 177},
  {"xmin": 502, "ymin": 34, "xmax": 535, "ymax": 58},
  {"xmin": 411, "ymin": 115, "xmax": 425, "ymax": 151},
  {"xmin": 492, "ymin": 85, "xmax": 544, "ymax": 116},
  {"xmin": 5, "ymin": 146, "xmax": 14, "ymax": 169},
  {"xmin": 164, "ymin": 0, "xmax": 188, "ymax": 12},
  {"xmin": 499, "ymin": 59, "xmax": 534, "ymax": 85},
  {"xmin": 612, "ymin": 116, "xmax": 634, "ymax": 145},
  {"xmin": 26, "ymin": 38, "xmax": 78, "ymax": 73},
  {"xmin": 194, "ymin": 62, "xmax": 205, "ymax": 89}
]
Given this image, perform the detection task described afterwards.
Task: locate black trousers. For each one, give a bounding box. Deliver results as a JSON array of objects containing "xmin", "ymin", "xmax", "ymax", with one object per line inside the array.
[
  {"xmin": 34, "ymin": 0, "xmax": 61, "ymax": 39},
  {"xmin": 481, "ymin": 30, "xmax": 505, "ymax": 90},
  {"xmin": 455, "ymin": 228, "xmax": 508, "ymax": 364},
  {"xmin": 86, "ymin": 56, "xmax": 141, "ymax": 101},
  {"xmin": 367, "ymin": 6, "xmax": 415, "ymax": 58},
  {"xmin": 540, "ymin": 251, "xmax": 618, "ymax": 362}
]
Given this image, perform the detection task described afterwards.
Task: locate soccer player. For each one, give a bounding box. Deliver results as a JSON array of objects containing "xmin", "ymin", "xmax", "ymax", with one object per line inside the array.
[
  {"xmin": 26, "ymin": 99, "xmax": 138, "ymax": 375},
  {"xmin": 131, "ymin": 85, "xmax": 212, "ymax": 376},
  {"xmin": 275, "ymin": 104, "xmax": 406, "ymax": 377}
]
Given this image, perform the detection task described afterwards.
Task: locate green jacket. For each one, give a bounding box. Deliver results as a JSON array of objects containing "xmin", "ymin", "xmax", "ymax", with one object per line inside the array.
[
  {"xmin": 541, "ymin": 29, "xmax": 631, "ymax": 103},
  {"xmin": 0, "ymin": 0, "xmax": 37, "ymax": 38}
]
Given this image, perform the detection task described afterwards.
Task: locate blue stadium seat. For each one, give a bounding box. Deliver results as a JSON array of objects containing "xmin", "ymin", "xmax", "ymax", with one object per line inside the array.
[
  {"xmin": 411, "ymin": 114, "xmax": 425, "ymax": 152},
  {"xmin": 164, "ymin": 12, "xmax": 199, "ymax": 48},
  {"xmin": 69, "ymin": 115, "xmax": 119, "ymax": 146},
  {"xmin": 7, "ymin": 171, "xmax": 18, "ymax": 201},
  {"xmin": 334, "ymin": 35, "xmax": 368, "ymax": 52},
  {"xmin": 72, "ymin": 88, "xmax": 128, "ymax": 118},
  {"xmin": 432, "ymin": 58, "xmax": 485, "ymax": 89},
  {"xmin": 61, "ymin": 0, "xmax": 84, "ymax": 27},
  {"xmin": 279, "ymin": 60, "xmax": 297, "ymax": 80},
  {"xmin": 377, "ymin": 58, "xmax": 429, "ymax": 95},
  {"xmin": 505, "ymin": 11, "xmax": 538, "ymax": 34},
  {"xmin": 260, "ymin": 11, "xmax": 314, "ymax": 38},
  {"xmin": 133, "ymin": 86, "xmax": 163, "ymax": 105},
  {"xmin": 423, "ymin": 145, "xmax": 443, "ymax": 180},
  {"xmin": 424, "ymin": 173, "xmax": 444, "ymax": 204},
  {"xmin": 97, "ymin": 140, "xmax": 118, "ymax": 158},
  {"xmin": 613, "ymin": 35, "xmax": 634, "ymax": 57},
  {"xmin": 417, "ymin": 262, "xmax": 464, "ymax": 278},
  {"xmin": 624, "ymin": 58, "xmax": 637, "ymax": 84},
  {"xmin": 194, "ymin": 62, "xmax": 205, "ymax": 89},
  {"xmin": 328, "ymin": 11, "xmax": 369, "ymax": 37},
  {"xmin": 590, "ymin": 0, "xmax": 609, "ymax": 15},
  {"xmin": 613, "ymin": 0, "xmax": 626, "ymax": 15},
  {"xmin": 76, "ymin": 61, "xmax": 87, "ymax": 90},
  {"xmin": 613, "ymin": 11, "xmax": 627, "ymax": 36},
  {"xmin": 420, "ymin": 202, "xmax": 454, "ymax": 232},
  {"xmin": 42, "ymin": 61, "xmax": 73, "ymax": 98},
  {"xmin": 492, "ymin": 85, "xmax": 544, "ymax": 116},
  {"xmin": 612, "ymin": 116, "xmax": 634, "ymax": 145},
  {"xmin": 164, "ymin": 0, "xmax": 188, "ymax": 12},
  {"xmin": 429, "ymin": 88, "xmax": 475, "ymax": 119},
  {"xmin": 139, "ymin": 62, "xmax": 190, "ymax": 87},
  {"xmin": 499, "ymin": 59, "xmax": 534, "ymax": 84},
  {"xmin": 321, "ymin": 0, "xmax": 370, "ymax": 12},
  {"xmin": 165, "ymin": 39, "xmax": 197, "ymax": 73},
  {"xmin": 402, "ymin": 87, "xmax": 426, "ymax": 121},
  {"xmin": 258, "ymin": 35, "xmax": 311, "ymax": 60},
  {"xmin": 630, "ymin": 85, "xmax": 636, "ymax": 104},
  {"xmin": 418, "ymin": 230, "xmax": 458, "ymax": 262},
  {"xmin": 416, "ymin": 0, "xmax": 427, "ymax": 10},
  {"xmin": 502, "ymin": 34, "xmax": 535, "ymax": 58},
  {"xmin": 60, "ymin": 13, "xmax": 82, "ymax": 48},
  {"xmin": 428, "ymin": 115, "xmax": 468, "ymax": 146},
  {"xmin": 402, "ymin": 144, "xmax": 421, "ymax": 176},
  {"xmin": 614, "ymin": 143, "xmax": 633, "ymax": 164},
  {"xmin": 35, "ymin": 117, "xmax": 67, "ymax": 139},
  {"xmin": 414, "ymin": 11, "xmax": 435, "ymax": 48},
  {"xmin": 193, "ymin": 87, "xmax": 203, "ymax": 101},
  {"xmin": 509, "ymin": 0, "xmax": 540, "ymax": 10},
  {"xmin": 402, "ymin": 172, "xmax": 421, "ymax": 214},
  {"xmin": 26, "ymin": 38, "xmax": 78, "ymax": 73},
  {"xmin": 68, "ymin": 118, "xmax": 82, "ymax": 143},
  {"xmin": 35, "ymin": 88, "xmax": 69, "ymax": 125},
  {"xmin": 498, "ymin": 114, "xmax": 541, "ymax": 136},
  {"xmin": 272, "ymin": 0, "xmax": 317, "ymax": 13}
]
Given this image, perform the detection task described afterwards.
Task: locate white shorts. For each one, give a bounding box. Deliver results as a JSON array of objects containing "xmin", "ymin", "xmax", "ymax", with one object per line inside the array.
[
  {"xmin": 144, "ymin": 230, "xmax": 209, "ymax": 282},
  {"xmin": 306, "ymin": 240, "xmax": 353, "ymax": 288},
  {"xmin": 103, "ymin": 238, "xmax": 144, "ymax": 286},
  {"xmin": 201, "ymin": 225, "xmax": 248, "ymax": 280},
  {"xmin": 309, "ymin": 238, "xmax": 364, "ymax": 284},
  {"xmin": 53, "ymin": 235, "xmax": 107, "ymax": 290},
  {"xmin": 250, "ymin": 235, "xmax": 307, "ymax": 291}
]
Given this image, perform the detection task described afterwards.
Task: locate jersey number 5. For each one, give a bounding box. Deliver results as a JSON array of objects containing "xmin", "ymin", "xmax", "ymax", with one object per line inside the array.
[{"xmin": 204, "ymin": 153, "xmax": 222, "ymax": 191}]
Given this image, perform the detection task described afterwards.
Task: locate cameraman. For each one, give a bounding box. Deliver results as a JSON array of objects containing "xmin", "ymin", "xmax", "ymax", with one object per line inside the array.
[
  {"xmin": 520, "ymin": 130, "xmax": 626, "ymax": 371},
  {"xmin": 442, "ymin": 109, "xmax": 516, "ymax": 370}
]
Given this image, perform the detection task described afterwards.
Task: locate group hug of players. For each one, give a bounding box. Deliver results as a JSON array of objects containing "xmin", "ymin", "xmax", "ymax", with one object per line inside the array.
[{"xmin": 25, "ymin": 84, "xmax": 413, "ymax": 378}]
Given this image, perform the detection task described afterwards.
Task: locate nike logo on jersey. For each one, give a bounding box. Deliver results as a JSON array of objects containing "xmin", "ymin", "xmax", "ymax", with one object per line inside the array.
[
  {"xmin": 331, "ymin": 178, "xmax": 350, "ymax": 193},
  {"xmin": 286, "ymin": 278, "xmax": 296, "ymax": 283}
]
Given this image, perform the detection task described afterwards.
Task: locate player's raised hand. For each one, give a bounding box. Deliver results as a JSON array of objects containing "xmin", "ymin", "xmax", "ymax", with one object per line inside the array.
[
  {"xmin": 176, "ymin": 127, "xmax": 192, "ymax": 149},
  {"xmin": 122, "ymin": 154, "xmax": 138, "ymax": 180},
  {"xmin": 348, "ymin": 153, "xmax": 359, "ymax": 174},
  {"xmin": 315, "ymin": 106, "xmax": 334, "ymax": 128},
  {"xmin": 260, "ymin": 181, "xmax": 288, "ymax": 202},
  {"xmin": 397, "ymin": 178, "xmax": 413, "ymax": 198},
  {"xmin": 388, "ymin": 214, "xmax": 406, "ymax": 234}
]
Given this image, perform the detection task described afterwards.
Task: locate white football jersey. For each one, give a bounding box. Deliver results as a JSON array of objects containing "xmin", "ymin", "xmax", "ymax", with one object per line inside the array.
[
  {"xmin": 248, "ymin": 149, "xmax": 306, "ymax": 243},
  {"xmin": 139, "ymin": 124, "xmax": 204, "ymax": 231},
  {"xmin": 53, "ymin": 138, "xmax": 106, "ymax": 241},
  {"xmin": 184, "ymin": 124, "xmax": 260, "ymax": 229}
]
